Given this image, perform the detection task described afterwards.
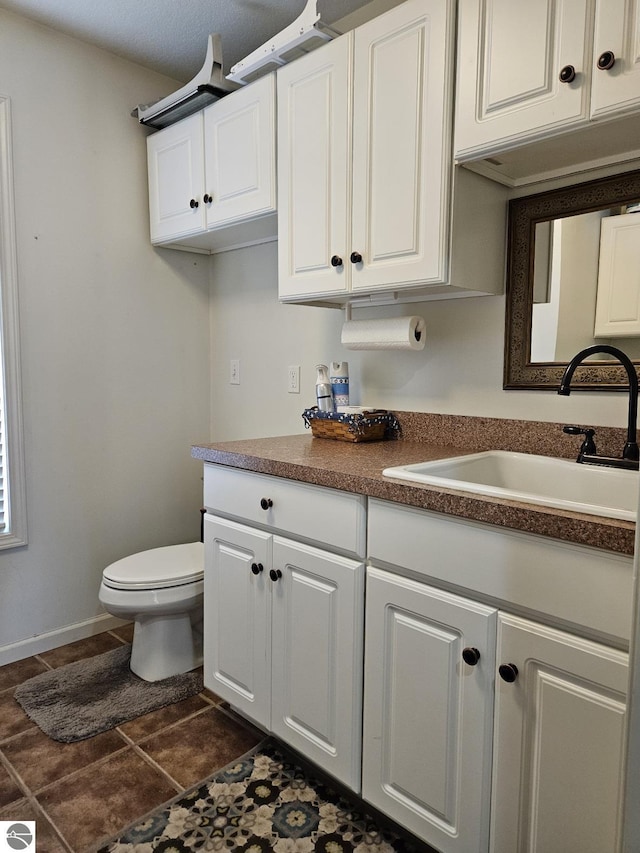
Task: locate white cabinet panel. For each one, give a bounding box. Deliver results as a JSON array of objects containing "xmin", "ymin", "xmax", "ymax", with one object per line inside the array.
[
  {"xmin": 351, "ymin": 1, "xmax": 451, "ymax": 291},
  {"xmin": 491, "ymin": 614, "xmax": 628, "ymax": 853},
  {"xmin": 204, "ymin": 74, "xmax": 276, "ymax": 228},
  {"xmin": 203, "ymin": 464, "xmax": 366, "ymax": 558},
  {"xmin": 455, "ymin": 0, "xmax": 591, "ymax": 159},
  {"xmin": 204, "ymin": 515, "xmax": 271, "ymax": 727},
  {"xmin": 271, "ymin": 537, "xmax": 364, "ymax": 791},
  {"xmin": 362, "ymin": 567, "xmax": 497, "ymax": 853},
  {"xmin": 592, "ymin": 0, "xmax": 640, "ymax": 119},
  {"xmin": 277, "ymin": 37, "xmax": 351, "ymax": 299},
  {"xmin": 147, "ymin": 112, "xmax": 205, "ymax": 241}
]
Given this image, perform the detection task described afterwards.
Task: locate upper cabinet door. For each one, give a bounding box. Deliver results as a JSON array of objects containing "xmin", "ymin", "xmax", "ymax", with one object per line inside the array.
[
  {"xmin": 351, "ymin": 0, "xmax": 454, "ymax": 292},
  {"xmin": 147, "ymin": 112, "xmax": 205, "ymax": 242},
  {"xmin": 277, "ymin": 35, "xmax": 352, "ymax": 301},
  {"xmin": 591, "ymin": 0, "xmax": 640, "ymax": 118},
  {"xmin": 204, "ymin": 74, "xmax": 276, "ymax": 229},
  {"xmin": 455, "ymin": 0, "xmax": 592, "ymax": 159}
]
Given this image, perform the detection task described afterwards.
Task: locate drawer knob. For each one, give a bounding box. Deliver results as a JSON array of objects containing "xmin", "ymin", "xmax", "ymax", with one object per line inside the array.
[
  {"xmin": 559, "ymin": 64, "xmax": 576, "ymax": 83},
  {"xmin": 462, "ymin": 647, "xmax": 480, "ymax": 666},
  {"xmin": 350, "ymin": 251, "xmax": 363, "ymax": 264},
  {"xmin": 499, "ymin": 663, "xmax": 519, "ymax": 683},
  {"xmin": 597, "ymin": 50, "xmax": 615, "ymax": 71},
  {"xmin": 251, "ymin": 562, "xmax": 263, "ymax": 575},
  {"xmin": 269, "ymin": 568, "xmax": 282, "ymax": 582},
  {"xmin": 331, "ymin": 255, "xmax": 343, "ymax": 268},
  {"xmin": 203, "ymin": 193, "xmax": 213, "ymax": 204},
  {"xmin": 260, "ymin": 498, "xmax": 273, "ymax": 511},
  {"xmin": 189, "ymin": 198, "xmax": 199, "ymax": 209}
]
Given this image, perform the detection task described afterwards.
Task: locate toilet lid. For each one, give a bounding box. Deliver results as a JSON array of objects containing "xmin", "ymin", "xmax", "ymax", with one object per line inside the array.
[{"xmin": 102, "ymin": 542, "xmax": 204, "ymax": 590}]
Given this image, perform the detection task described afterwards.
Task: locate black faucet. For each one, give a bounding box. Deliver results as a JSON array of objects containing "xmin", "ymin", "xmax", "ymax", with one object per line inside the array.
[{"xmin": 558, "ymin": 344, "xmax": 639, "ymax": 470}]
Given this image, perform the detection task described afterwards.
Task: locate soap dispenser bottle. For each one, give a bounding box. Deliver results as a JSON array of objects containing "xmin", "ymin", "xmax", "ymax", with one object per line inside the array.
[{"xmin": 315, "ymin": 364, "xmax": 334, "ymax": 412}]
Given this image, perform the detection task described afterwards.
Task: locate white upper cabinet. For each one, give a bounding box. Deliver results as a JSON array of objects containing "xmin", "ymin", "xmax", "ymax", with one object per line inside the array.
[
  {"xmin": 147, "ymin": 74, "xmax": 276, "ymax": 253},
  {"xmin": 455, "ymin": 0, "xmax": 592, "ymax": 155},
  {"xmin": 591, "ymin": 0, "xmax": 640, "ymax": 119},
  {"xmin": 278, "ymin": 0, "xmax": 464, "ymax": 303},
  {"xmin": 455, "ymin": 0, "xmax": 640, "ymax": 185},
  {"xmin": 147, "ymin": 112, "xmax": 206, "ymax": 242}
]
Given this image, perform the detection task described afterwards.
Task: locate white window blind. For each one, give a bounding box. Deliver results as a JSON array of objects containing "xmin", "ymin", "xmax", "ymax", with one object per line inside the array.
[{"xmin": 0, "ymin": 94, "xmax": 27, "ymax": 549}]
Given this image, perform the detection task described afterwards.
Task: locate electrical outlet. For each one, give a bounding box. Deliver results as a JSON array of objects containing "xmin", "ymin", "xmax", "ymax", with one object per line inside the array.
[
  {"xmin": 287, "ymin": 365, "xmax": 300, "ymax": 394},
  {"xmin": 230, "ymin": 359, "xmax": 240, "ymax": 385}
]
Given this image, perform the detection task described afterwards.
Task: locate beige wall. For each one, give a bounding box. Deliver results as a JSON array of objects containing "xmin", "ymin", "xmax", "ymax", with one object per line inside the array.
[
  {"xmin": 209, "ymin": 240, "xmax": 631, "ymax": 440},
  {"xmin": 0, "ymin": 10, "xmax": 211, "ymax": 659}
]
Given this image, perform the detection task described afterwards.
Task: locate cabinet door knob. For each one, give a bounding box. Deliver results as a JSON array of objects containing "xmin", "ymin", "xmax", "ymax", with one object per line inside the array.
[
  {"xmin": 269, "ymin": 568, "xmax": 282, "ymax": 582},
  {"xmin": 203, "ymin": 193, "xmax": 213, "ymax": 204},
  {"xmin": 251, "ymin": 562, "xmax": 263, "ymax": 575},
  {"xmin": 462, "ymin": 647, "xmax": 481, "ymax": 666},
  {"xmin": 559, "ymin": 64, "xmax": 576, "ymax": 83},
  {"xmin": 350, "ymin": 251, "xmax": 363, "ymax": 264},
  {"xmin": 189, "ymin": 198, "xmax": 199, "ymax": 209},
  {"xmin": 597, "ymin": 51, "xmax": 616, "ymax": 71},
  {"xmin": 331, "ymin": 255, "xmax": 343, "ymax": 267},
  {"xmin": 260, "ymin": 498, "xmax": 273, "ymax": 510},
  {"xmin": 499, "ymin": 663, "xmax": 519, "ymax": 683}
]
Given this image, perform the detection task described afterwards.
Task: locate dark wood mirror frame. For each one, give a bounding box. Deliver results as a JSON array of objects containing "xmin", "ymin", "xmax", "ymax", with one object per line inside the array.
[{"xmin": 504, "ymin": 169, "xmax": 640, "ymax": 391}]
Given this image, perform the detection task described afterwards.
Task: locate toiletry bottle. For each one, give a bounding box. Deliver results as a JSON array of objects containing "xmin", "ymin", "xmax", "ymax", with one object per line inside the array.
[
  {"xmin": 315, "ymin": 364, "xmax": 334, "ymax": 412},
  {"xmin": 330, "ymin": 362, "xmax": 349, "ymax": 409}
]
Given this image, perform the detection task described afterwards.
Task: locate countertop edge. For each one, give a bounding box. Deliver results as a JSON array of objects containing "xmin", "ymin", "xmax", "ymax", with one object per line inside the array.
[{"xmin": 191, "ymin": 437, "xmax": 635, "ymax": 557}]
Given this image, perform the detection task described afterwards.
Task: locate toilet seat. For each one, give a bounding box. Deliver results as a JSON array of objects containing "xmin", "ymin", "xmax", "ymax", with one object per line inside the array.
[{"xmin": 102, "ymin": 542, "xmax": 204, "ymax": 591}]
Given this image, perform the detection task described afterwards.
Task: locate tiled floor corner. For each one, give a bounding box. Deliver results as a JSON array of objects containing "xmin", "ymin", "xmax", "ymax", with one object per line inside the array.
[{"xmin": 0, "ymin": 626, "xmax": 263, "ymax": 852}]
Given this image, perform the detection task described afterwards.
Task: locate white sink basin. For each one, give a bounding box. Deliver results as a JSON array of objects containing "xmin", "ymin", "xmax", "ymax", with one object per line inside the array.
[{"xmin": 383, "ymin": 450, "xmax": 638, "ymax": 521}]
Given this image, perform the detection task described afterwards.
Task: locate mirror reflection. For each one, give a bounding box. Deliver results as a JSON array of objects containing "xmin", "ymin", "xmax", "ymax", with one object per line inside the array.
[
  {"xmin": 530, "ymin": 204, "xmax": 640, "ymax": 363},
  {"xmin": 504, "ymin": 169, "xmax": 640, "ymax": 390}
]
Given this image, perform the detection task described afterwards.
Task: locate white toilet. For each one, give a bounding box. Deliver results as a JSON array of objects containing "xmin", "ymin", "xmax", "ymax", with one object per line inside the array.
[{"xmin": 98, "ymin": 541, "xmax": 205, "ymax": 682}]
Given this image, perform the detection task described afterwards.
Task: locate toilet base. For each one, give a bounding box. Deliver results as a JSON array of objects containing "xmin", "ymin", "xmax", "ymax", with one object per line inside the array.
[{"xmin": 130, "ymin": 611, "xmax": 203, "ymax": 682}]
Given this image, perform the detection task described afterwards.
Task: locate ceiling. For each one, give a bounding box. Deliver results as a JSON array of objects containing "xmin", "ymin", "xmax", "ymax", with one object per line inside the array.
[{"xmin": 0, "ymin": 0, "xmax": 375, "ymax": 83}]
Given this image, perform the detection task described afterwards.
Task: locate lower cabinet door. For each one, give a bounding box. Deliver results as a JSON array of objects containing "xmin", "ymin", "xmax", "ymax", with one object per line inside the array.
[
  {"xmin": 204, "ymin": 514, "xmax": 271, "ymax": 728},
  {"xmin": 490, "ymin": 614, "xmax": 628, "ymax": 853},
  {"xmin": 362, "ymin": 567, "xmax": 497, "ymax": 853},
  {"xmin": 270, "ymin": 536, "xmax": 364, "ymax": 793}
]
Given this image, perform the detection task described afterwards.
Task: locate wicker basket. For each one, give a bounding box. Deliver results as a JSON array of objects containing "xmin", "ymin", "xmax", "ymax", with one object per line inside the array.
[{"xmin": 302, "ymin": 408, "xmax": 399, "ymax": 443}]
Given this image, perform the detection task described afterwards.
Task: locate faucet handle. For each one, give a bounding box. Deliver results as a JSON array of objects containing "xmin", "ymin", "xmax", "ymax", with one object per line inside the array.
[{"xmin": 563, "ymin": 425, "xmax": 597, "ymax": 459}]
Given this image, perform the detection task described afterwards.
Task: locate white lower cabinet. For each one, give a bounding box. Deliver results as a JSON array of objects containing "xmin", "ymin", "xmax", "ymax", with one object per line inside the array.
[
  {"xmin": 362, "ymin": 566, "xmax": 497, "ymax": 853},
  {"xmin": 203, "ymin": 512, "xmax": 364, "ymax": 792},
  {"xmin": 362, "ymin": 568, "xmax": 629, "ymax": 853},
  {"xmin": 365, "ymin": 500, "xmax": 632, "ymax": 853},
  {"xmin": 491, "ymin": 613, "xmax": 628, "ymax": 853}
]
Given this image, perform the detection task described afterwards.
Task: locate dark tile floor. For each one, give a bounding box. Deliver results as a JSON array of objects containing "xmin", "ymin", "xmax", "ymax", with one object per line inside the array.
[{"xmin": 0, "ymin": 625, "xmax": 264, "ymax": 852}]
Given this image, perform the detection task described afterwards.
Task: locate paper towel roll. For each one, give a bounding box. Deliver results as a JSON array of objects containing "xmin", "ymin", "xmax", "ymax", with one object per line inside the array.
[{"xmin": 341, "ymin": 316, "xmax": 426, "ymax": 351}]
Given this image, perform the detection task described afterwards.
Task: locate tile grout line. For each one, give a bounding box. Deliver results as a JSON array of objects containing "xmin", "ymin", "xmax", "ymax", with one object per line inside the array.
[{"xmin": 0, "ymin": 750, "xmax": 75, "ymax": 853}]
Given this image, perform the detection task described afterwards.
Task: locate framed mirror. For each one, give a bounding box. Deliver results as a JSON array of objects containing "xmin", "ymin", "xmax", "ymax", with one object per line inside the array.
[{"xmin": 504, "ymin": 169, "xmax": 640, "ymax": 390}]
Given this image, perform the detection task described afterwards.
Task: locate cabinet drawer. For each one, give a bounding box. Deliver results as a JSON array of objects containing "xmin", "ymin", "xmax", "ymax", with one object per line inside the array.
[
  {"xmin": 204, "ymin": 464, "xmax": 366, "ymax": 557},
  {"xmin": 368, "ymin": 499, "xmax": 633, "ymax": 644}
]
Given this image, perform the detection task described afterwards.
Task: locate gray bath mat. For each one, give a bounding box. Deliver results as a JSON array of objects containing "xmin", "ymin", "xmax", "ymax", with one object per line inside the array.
[{"xmin": 14, "ymin": 644, "xmax": 204, "ymax": 743}]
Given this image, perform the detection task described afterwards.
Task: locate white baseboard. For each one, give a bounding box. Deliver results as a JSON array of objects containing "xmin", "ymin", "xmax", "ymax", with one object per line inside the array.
[{"xmin": 0, "ymin": 613, "xmax": 130, "ymax": 666}]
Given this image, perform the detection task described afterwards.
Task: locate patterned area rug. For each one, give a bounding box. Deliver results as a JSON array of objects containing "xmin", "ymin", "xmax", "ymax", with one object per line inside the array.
[{"xmin": 95, "ymin": 738, "xmax": 421, "ymax": 853}]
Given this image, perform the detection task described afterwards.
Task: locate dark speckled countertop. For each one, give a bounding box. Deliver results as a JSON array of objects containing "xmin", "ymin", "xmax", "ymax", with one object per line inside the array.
[{"xmin": 192, "ymin": 411, "xmax": 637, "ymax": 557}]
